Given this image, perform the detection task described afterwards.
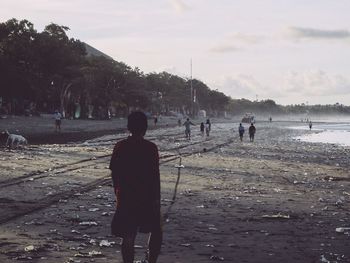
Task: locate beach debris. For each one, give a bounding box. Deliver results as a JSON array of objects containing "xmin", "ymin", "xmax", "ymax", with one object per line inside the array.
[
  {"xmin": 335, "ymin": 199, "xmax": 344, "ymax": 206},
  {"xmin": 210, "ymin": 255, "xmax": 224, "ymax": 261},
  {"xmin": 180, "ymin": 243, "xmax": 191, "ymax": 247},
  {"xmin": 74, "ymin": 250, "xmax": 103, "ymax": 258},
  {"xmin": 88, "ymin": 208, "xmax": 100, "ymax": 212},
  {"xmin": 13, "ymin": 256, "xmax": 33, "ymax": 260},
  {"xmin": 320, "ymin": 255, "xmax": 330, "ymax": 263},
  {"xmin": 206, "ymin": 244, "xmax": 215, "ymax": 247},
  {"xmin": 99, "ymin": 240, "xmax": 115, "ymax": 247},
  {"xmin": 79, "ymin": 221, "xmax": 98, "ymax": 226},
  {"xmin": 262, "ymin": 213, "xmax": 290, "ymax": 219},
  {"xmin": 71, "ymin": 229, "xmax": 80, "ymax": 234},
  {"xmin": 196, "ymin": 205, "xmax": 206, "ymax": 208},
  {"xmin": 335, "ymin": 227, "xmax": 350, "ymax": 233},
  {"xmin": 134, "ymin": 245, "xmax": 144, "ymax": 249},
  {"xmin": 24, "ymin": 245, "xmax": 35, "ymax": 252}
]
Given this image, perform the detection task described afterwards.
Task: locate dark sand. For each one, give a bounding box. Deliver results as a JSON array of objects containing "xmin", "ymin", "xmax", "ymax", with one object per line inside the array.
[{"xmin": 0, "ymin": 117, "xmax": 349, "ymax": 263}]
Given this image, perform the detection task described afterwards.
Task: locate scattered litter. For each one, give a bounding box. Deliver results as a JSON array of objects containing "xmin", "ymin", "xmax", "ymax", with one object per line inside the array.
[
  {"xmin": 88, "ymin": 208, "xmax": 100, "ymax": 212},
  {"xmin": 206, "ymin": 244, "xmax": 215, "ymax": 247},
  {"xmin": 13, "ymin": 256, "xmax": 33, "ymax": 260},
  {"xmin": 74, "ymin": 250, "xmax": 103, "ymax": 258},
  {"xmin": 320, "ymin": 255, "xmax": 330, "ymax": 263},
  {"xmin": 210, "ymin": 255, "xmax": 224, "ymax": 261},
  {"xmin": 79, "ymin": 221, "xmax": 98, "ymax": 226},
  {"xmin": 335, "ymin": 227, "xmax": 350, "ymax": 233},
  {"xmin": 71, "ymin": 230, "xmax": 80, "ymax": 234},
  {"xmin": 180, "ymin": 243, "xmax": 191, "ymax": 247},
  {"xmin": 99, "ymin": 240, "xmax": 115, "ymax": 247},
  {"xmin": 24, "ymin": 245, "xmax": 35, "ymax": 252},
  {"xmin": 196, "ymin": 205, "xmax": 205, "ymax": 208},
  {"xmin": 262, "ymin": 213, "xmax": 290, "ymax": 219}
]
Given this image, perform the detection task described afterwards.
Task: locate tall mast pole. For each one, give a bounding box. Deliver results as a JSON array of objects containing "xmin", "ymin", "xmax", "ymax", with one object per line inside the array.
[{"xmin": 190, "ymin": 58, "xmax": 193, "ymax": 116}]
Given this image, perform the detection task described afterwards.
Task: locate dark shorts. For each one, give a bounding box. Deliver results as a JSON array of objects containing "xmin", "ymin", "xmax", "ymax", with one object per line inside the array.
[
  {"xmin": 55, "ymin": 119, "xmax": 61, "ymax": 126},
  {"xmin": 111, "ymin": 207, "xmax": 162, "ymax": 237}
]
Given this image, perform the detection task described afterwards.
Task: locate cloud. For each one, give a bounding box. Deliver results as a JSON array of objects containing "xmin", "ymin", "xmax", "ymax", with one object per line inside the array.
[
  {"xmin": 209, "ymin": 33, "xmax": 264, "ymax": 54},
  {"xmin": 169, "ymin": 0, "xmax": 190, "ymax": 13},
  {"xmin": 282, "ymin": 70, "xmax": 350, "ymax": 96},
  {"xmin": 227, "ymin": 33, "xmax": 264, "ymax": 44},
  {"xmin": 287, "ymin": 27, "xmax": 350, "ymax": 40},
  {"xmin": 217, "ymin": 74, "xmax": 275, "ymax": 98},
  {"xmin": 209, "ymin": 45, "xmax": 240, "ymax": 53}
]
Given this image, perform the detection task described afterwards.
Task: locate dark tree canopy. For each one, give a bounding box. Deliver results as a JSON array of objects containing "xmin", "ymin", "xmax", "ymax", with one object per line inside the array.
[{"xmin": 1, "ymin": 18, "xmax": 349, "ymax": 118}]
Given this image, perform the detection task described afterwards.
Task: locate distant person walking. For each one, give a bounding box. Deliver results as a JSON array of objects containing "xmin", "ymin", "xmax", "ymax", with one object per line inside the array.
[
  {"xmin": 109, "ymin": 111, "xmax": 162, "ymax": 263},
  {"xmin": 200, "ymin": 122, "xmax": 205, "ymax": 136},
  {"xmin": 206, "ymin": 119, "xmax": 211, "ymax": 131},
  {"xmin": 238, "ymin": 123, "xmax": 245, "ymax": 141},
  {"xmin": 154, "ymin": 116, "xmax": 158, "ymax": 127},
  {"xmin": 183, "ymin": 118, "xmax": 195, "ymax": 140},
  {"xmin": 309, "ymin": 121, "xmax": 312, "ymax": 130},
  {"xmin": 54, "ymin": 110, "xmax": 62, "ymax": 132},
  {"xmin": 178, "ymin": 119, "xmax": 182, "ymax": 127},
  {"xmin": 249, "ymin": 123, "xmax": 256, "ymax": 142},
  {"xmin": 205, "ymin": 119, "xmax": 211, "ymax": 136}
]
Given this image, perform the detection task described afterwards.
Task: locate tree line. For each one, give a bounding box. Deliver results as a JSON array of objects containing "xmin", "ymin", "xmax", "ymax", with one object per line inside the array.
[
  {"xmin": 1, "ymin": 19, "xmax": 349, "ymax": 119},
  {"xmin": 0, "ymin": 19, "xmax": 229, "ymax": 119}
]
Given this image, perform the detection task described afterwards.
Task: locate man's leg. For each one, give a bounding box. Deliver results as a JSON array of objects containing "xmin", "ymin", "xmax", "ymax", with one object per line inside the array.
[
  {"xmin": 122, "ymin": 232, "xmax": 137, "ymax": 263},
  {"xmin": 147, "ymin": 228, "xmax": 163, "ymax": 263}
]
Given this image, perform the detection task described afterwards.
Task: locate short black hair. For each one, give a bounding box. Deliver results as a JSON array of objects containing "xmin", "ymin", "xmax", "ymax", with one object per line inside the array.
[{"xmin": 127, "ymin": 111, "xmax": 148, "ymax": 135}]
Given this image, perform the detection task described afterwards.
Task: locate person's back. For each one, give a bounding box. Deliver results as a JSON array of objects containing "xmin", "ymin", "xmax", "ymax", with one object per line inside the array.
[
  {"xmin": 200, "ymin": 122, "xmax": 204, "ymax": 133},
  {"xmin": 112, "ymin": 137, "xmax": 159, "ymax": 212},
  {"xmin": 249, "ymin": 124, "xmax": 255, "ymax": 134},
  {"xmin": 238, "ymin": 123, "xmax": 245, "ymax": 141},
  {"xmin": 184, "ymin": 119, "xmax": 192, "ymax": 131},
  {"xmin": 110, "ymin": 111, "xmax": 162, "ymax": 263}
]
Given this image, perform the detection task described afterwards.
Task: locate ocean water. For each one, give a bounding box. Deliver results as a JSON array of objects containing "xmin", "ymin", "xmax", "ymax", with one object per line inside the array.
[{"xmin": 293, "ymin": 123, "xmax": 350, "ymax": 147}]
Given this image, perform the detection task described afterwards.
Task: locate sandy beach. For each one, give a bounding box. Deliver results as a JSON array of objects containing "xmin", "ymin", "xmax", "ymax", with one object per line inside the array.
[{"xmin": 0, "ymin": 117, "xmax": 349, "ymax": 263}]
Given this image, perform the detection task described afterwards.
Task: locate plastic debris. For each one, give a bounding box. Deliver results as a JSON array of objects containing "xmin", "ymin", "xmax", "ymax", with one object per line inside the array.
[
  {"xmin": 320, "ymin": 255, "xmax": 330, "ymax": 263},
  {"xmin": 262, "ymin": 213, "xmax": 290, "ymax": 219},
  {"xmin": 24, "ymin": 245, "xmax": 35, "ymax": 252},
  {"xmin": 74, "ymin": 250, "xmax": 103, "ymax": 258},
  {"xmin": 335, "ymin": 227, "xmax": 350, "ymax": 233},
  {"xmin": 79, "ymin": 221, "xmax": 98, "ymax": 226},
  {"xmin": 99, "ymin": 240, "xmax": 115, "ymax": 247},
  {"xmin": 88, "ymin": 208, "xmax": 100, "ymax": 212},
  {"xmin": 210, "ymin": 255, "xmax": 224, "ymax": 261},
  {"xmin": 180, "ymin": 243, "xmax": 191, "ymax": 247}
]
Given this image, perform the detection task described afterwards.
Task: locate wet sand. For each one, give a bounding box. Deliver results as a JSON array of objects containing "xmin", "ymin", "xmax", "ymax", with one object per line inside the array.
[{"xmin": 0, "ymin": 119, "xmax": 349, "ymax": 263}]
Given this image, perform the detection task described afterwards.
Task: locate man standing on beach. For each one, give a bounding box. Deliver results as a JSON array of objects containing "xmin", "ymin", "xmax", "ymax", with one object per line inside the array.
[
  {"xmin": 238, "ymin": 123, "xmax": 245, "ymax": 141},
  {"xmin": 183, "ymin": 118, "xmax": 195, "ymax": 140},
  {"xmin": 54, "ymin": 110, "xmax": 62, "ymax": 132},
  {"xmin": 249, "ymin": 123, "xmax": 256, "ymax": 142},
  {"xmin": 109, "ymin": 111, "xmax": 162, "ymax": 263}
]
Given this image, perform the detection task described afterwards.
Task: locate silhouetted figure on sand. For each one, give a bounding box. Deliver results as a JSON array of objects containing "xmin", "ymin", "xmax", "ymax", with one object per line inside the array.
[
  {"xmin": 109, "ymin": 111, "xmax": 162, "ymax": 263},
  {"xmin": 183, "ymin": 118, "xmax": 195, "ymax": 140},
  {"xmin": 309, "ymin": 121, "xmax": 312, "ymax": 130},
  {"xmin": 238, "ymin": 123, "xmax": 245, "ymax": 142},
  {"xmin": 249, "ymin": 123, "xmax": 256, "ymax": 142}
]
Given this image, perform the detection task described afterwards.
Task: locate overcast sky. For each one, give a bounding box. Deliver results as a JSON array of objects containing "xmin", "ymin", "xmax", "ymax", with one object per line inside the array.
[{"xmin": 1, "ymin": 0, "xmax": 350, "ymax": 105}]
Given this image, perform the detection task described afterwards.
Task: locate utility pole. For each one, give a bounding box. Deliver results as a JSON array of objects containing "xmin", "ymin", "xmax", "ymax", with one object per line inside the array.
[{"xmin": 190, "ymin": 58, "xmax": 193, "ymax": 117}]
